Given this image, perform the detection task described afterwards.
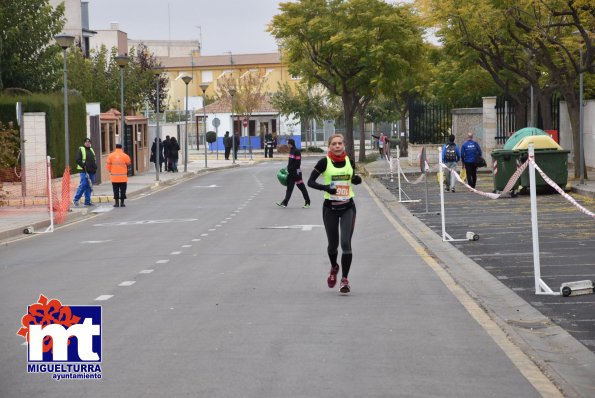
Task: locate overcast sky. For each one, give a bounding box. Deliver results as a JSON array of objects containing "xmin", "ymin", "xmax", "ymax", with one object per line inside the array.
[{"xmin": 87, "ymin": 0, "xmax": 284, "ymax": 55}]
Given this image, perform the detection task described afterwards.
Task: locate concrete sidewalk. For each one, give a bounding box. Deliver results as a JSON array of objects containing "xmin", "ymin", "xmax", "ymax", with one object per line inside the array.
[{"xmin": 365, "ymin": 157, "xmax": 595, "ymax": 397}]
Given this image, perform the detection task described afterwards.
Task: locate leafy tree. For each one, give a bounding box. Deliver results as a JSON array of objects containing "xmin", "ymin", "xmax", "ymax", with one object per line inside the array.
[
  {"xmin": 270, "ymin": 0, "xmax": 424, "ymax": 160},
  {"xmin": 134, "ymin": 44, "xmax": 168, "ymax": 112},
  {"xmin": 270, "ymin": 81, "xmax": 337, "ymax": 145},
  {"xmin": 416, "ymin": 0, "xmax": 593, "ymax": 178},
  {"xmin": 0, "ymin": 0, "xmax": 65, "ymax": 92},
  {"xmin": 66, "ymin": 43, "xmax": 167, "ymax": 113},
  {"xmin": 216, "ymin": 71, "xmax": 268, "ymax": 124}
]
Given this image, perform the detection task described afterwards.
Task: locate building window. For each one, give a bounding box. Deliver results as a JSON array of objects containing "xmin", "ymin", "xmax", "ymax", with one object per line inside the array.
[{"xmin": 202, "ymin": 70, "xmax": 213, "ymax": 82}]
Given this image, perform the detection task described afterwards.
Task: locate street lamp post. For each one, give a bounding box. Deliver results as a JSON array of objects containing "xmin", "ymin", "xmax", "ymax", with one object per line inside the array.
[
  {"xmin": 578, "ymin": 48, "xmax": 584, "ymax": 185},
  {"xmin": 54, "ymin": 34, "xmax": 75, "ymax": 169},
  {"xmin": 229, "ymin": 88, "xmax": 237, "ymax": 164},
  {"xmin": 115, "ymin": 55, "xmax": 130, "ymax": 147},
  {"xmin": 152, "ymin": 68, "xmax": 162, "ymax": 181},
  {"xmin": 181, "ymin": 75, "xmax": 193, "ymax": 172},
  {"xmin": 200, "ymin": 83, "xmax": 210, "ymax": 168}
]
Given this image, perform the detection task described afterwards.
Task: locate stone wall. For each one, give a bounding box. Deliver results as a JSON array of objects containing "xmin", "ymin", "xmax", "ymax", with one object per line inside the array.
[{"xmin": 559, "ymin": 100, "xmax": 595, "ymax": 170}]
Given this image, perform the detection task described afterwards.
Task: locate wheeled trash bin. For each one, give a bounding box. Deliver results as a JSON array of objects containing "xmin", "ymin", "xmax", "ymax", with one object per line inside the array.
[
  {"xmin": 513, "ymin": 136, "xmax": 570, "ymax": 191},
  {"xmin": 491, "ymin": 150, "xmax": 521, "ymax": 196}
]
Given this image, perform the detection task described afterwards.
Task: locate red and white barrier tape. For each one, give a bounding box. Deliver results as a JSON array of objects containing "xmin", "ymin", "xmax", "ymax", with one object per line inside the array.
[{"xmin": 530, "ymin": 159, "xmax": 595, "ymax": 218}]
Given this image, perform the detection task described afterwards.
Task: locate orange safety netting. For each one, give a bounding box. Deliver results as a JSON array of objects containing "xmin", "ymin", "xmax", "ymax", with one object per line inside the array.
[{"xmin": 0, "ymin": 160, "xmax": 72, "ymax": 225}]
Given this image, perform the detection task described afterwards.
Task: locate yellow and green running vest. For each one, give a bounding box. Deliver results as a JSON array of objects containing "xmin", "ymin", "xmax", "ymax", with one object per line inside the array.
[
  {"xmin": 322, "ymin": 155, "xmax": 354, "ymax": 201},
  {"xmin": 77, "ymin": 147, "xmax": 96, "ymax": 171}
]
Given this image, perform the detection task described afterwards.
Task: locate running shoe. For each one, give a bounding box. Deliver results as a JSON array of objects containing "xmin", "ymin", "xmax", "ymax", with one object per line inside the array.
[
  {"xmin": 276, "ymin": 202, "xmax": 286, "ymax": 208},
  {"xmin": 327, "ymin": 264, "xmax": 339, "ymax": 288},
  {"xmin": 339, "ymin": 277, "xmax": 350, "ymax": 294},
  {"xmin": 303, "ymin": 203, "xmax": 311, "ymax": 209},
  {"xmin": 72, "ymin": 200, "xmax": 79, "ymax": 207}
]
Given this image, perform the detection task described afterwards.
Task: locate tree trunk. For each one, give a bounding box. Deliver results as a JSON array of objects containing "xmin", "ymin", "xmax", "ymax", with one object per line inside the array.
[
  {"xmin": 358, "ymin": 107, "xmax": 366, "ymax": 163},
  {"xmin": 341, "ymin": 92, "xmax": 358, "ymax": 160},
  {"xmin": 560, "ymin": 86, "xmax": 587, "ymax": 179},
  {"xmin": 398, "ymin": 106, "xmax": 408, "ymax": 157}
]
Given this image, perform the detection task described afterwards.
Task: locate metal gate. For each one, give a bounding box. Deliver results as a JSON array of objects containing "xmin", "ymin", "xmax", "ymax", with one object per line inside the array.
[
  {"xmin": 408, "ymin": 100, "xmax": 451, "ymax": 144},
  {"xmin": 123, "ymin": 124, "xmax": 134, "ymax": 176}
]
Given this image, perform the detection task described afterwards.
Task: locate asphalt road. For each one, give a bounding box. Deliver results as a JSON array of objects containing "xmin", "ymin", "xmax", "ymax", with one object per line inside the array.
[
  {"xmin": 0, "ymin": 161, "xmax": 554, "ymax": 397},
  {"xmin": 379, "ymin": 172, "xmax": 595, "ymax": 354}
]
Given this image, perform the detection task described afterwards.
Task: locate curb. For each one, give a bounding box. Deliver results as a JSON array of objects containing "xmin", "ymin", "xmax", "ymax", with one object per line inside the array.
[
  {"xmin": 363, "ymin": 173, "xmax": 595, "ymax": 398},
  {"xmin": 571, "ymin": 185, "xmax": 595, "ymax": 199}
]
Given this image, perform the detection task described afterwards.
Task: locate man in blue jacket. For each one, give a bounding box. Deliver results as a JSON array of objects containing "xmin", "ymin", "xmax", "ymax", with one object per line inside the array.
[
  {"xmin": 442, "ymin": 134, "xmax": 460, "ymax": 192},
  {"xmin": 460, "ymin": 132, "xmax": 482, "ymax": 189}
]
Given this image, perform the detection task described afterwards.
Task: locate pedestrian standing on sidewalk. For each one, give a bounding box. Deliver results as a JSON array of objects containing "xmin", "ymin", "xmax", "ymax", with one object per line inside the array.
[
  {"xmin": 233, "ymin": 132, "xmax": 240, "ymax": 160},
  {"xmin": 150, "ymin": 138, "xmax": 164, "ymax": 172},
  {"xmin": 163, "ymin": 135, "xmax": 171, "ymax": 171},
  {"xmin": 223, "ymin": 131, "xmax": 232, "ymax": 160},
  {"xmin": 307, "ymin": 134, "xmax": 362, "ymax": 294},
  {"xmin": 264, "ymin": 131, "xmax": 274, "ymax": 158},
  {"xmin": 169, "ymin": 137, "xmax": 180, "ymax": 172},
  {"xmin": 73, "ymin": 138, "xmax": 97, "ymax": 207},
  {"xmin": 461, "ymin": 132, "xmax": 482, "ymax": 189},
  {"xmin": 106, "ymin": 143, "xmax": 131, "ymax": 207},
  {"xmin": 442, "ymin": 134, "xmax": 461, "ymax": 192},
  {"xmin": 276, "ymin": 139, "xmax": 310, "ymax": 208}
]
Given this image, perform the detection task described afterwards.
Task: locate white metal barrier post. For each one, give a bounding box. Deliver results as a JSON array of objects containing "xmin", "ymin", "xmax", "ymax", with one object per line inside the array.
[
  {"xmin": 528, "ymin": 144, "xmax": 558, "ymax": 295},
  {"xmin": 439, "ymin": 148, "xmax": 447, "ymax": 240}
]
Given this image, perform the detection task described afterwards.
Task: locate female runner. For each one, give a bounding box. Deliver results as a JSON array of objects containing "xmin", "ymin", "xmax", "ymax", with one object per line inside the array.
[{"xmin": 307, "ymin": 134, "xmax": 362, "ymax": 294}]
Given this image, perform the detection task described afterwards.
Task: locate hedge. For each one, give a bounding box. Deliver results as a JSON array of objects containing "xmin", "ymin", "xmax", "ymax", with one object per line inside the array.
[{"xmin": 0, "ymin": 93, "xmax": 87, "ymax": 176}]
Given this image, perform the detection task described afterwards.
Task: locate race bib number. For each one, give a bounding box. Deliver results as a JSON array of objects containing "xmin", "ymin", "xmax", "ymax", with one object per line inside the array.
[{"xmin": 329, "ymin": 181, "xmax": 350, "ymax": 201}]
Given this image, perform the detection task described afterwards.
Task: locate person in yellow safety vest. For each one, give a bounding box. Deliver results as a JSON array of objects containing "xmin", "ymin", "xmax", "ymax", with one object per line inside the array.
[
  {"xmin": 73, "ymin": 138, "xmax": 97, "ymax": 206},
  {"xmin": 106, "ymin": 143, "xmax": 132, "ymax": 207}
]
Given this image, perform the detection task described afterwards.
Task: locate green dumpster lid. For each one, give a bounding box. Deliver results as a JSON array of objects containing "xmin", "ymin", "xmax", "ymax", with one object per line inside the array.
[{"xmin": 503, "ymin": 127, "xmax": 548, "ymax": 150}]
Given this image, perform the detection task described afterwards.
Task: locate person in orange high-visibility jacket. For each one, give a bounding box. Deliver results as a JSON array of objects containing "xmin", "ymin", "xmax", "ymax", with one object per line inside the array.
[{"xmin": 106, "ymin": 144, "xmax": 132, "ymax": 207}]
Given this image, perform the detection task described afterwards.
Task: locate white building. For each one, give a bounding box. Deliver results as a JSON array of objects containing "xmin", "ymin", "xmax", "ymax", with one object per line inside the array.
[{"xmin": 49, "ymin": 0, "xmax": 95, "ymax": 56}]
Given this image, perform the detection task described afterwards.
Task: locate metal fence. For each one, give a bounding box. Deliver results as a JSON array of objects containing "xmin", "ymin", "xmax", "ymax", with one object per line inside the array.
[{"xmin": 408, "ymin": 100, "xmax": 451, "ymax": 144}]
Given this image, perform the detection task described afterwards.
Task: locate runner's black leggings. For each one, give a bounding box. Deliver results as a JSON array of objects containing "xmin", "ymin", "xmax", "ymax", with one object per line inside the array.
[
  {"xmin": 282, "ymin": 172, "xmax": 310, "ymax": 205},
  {"xmin": 323, "ymin": 204, "xmax": 356, "ymax": 278}
]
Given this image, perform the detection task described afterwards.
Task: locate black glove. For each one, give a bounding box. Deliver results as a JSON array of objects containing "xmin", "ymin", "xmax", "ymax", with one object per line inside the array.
[
  {"xmin": 351, "ymin": 175, "xmax": 362, "ymax": 185},
  {"xmin": 323, "ymin": 185, "xmax": 337, "ymax": 195}
]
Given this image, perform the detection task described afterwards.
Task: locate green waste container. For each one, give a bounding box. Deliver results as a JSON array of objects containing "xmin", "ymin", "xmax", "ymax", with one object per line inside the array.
[
  {"xmin": 491, "ymin": 150, "xmax": 521, "ymax": 195},
  {"xmin": 519, "ymin": 149, "xmax": 570, "ymax": 190}
]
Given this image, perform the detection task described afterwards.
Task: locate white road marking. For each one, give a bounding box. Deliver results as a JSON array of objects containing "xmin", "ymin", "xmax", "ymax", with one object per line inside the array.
[
  {"xmin": 119, "ymin": 281, "xmax": 136, "ymax": 286},
  {"xmin": 201, "ymin": 233, "xmax": 209, "ymax": 237},
  {"xmin": 208, "ymin": 228, "xmax": 216, "ymax": 231},
  {"xmin": 192, "ymin": 239, "xmax": 201, "ymax": 242},
  {"xmin": 215, "ymin": 225, "xmax": 222, "ymax": 227},
  {"xmin": 221, "ymin": 221, "xmax": 227, "ymax": 224},
  {"xmin": 170, "ymin": 251, "xmax": 182, "ymax": 255},
  {"xmin": 139, "ymin": 269, "xmax": 154, "ymax": 274},
  {"xmin": 81, "ymin": 240, "xmax": 112, "ymax": 244},
  {"xmin": 263, "ymin": 225, "xmax": 323, "ymax": 231},
  {"xmin": 182, "ymin": 245, "xmax": 192, "ymax": 248},
  {"xmin": 193, "ymin": 184, "xmax": 219, "ymax": 188},
  {"xmin": 94, "ymin": 218, "xmax": 198, "ymax": 227},
  {"xmin": 95, "ymin": 295, "xmax": 113, "ymax": 301},
  {"xmin": 156, "ymin": 260, "xmax": 169, "ymax": 264}
]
